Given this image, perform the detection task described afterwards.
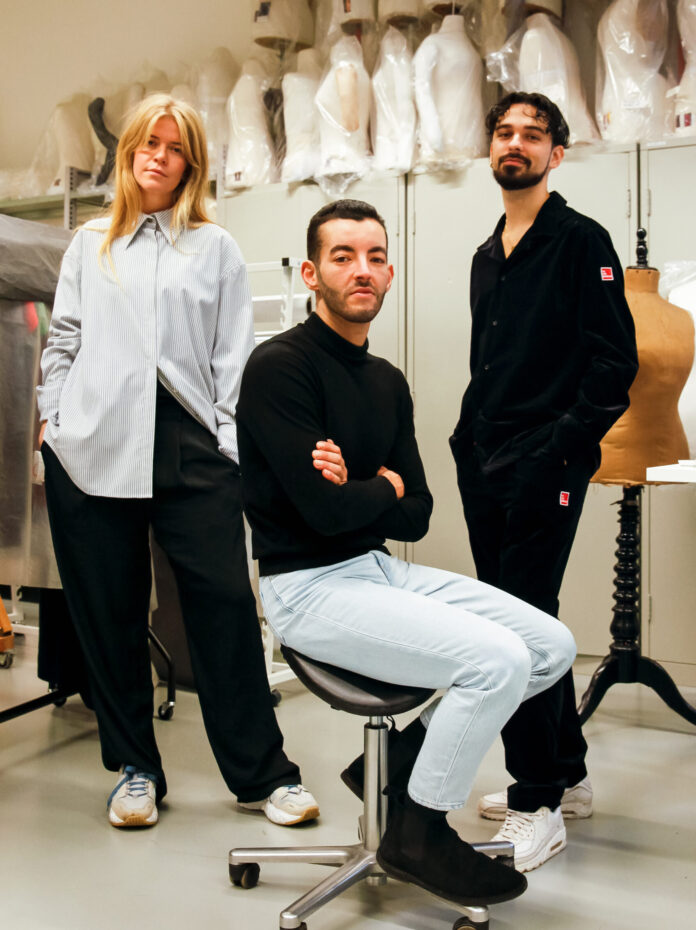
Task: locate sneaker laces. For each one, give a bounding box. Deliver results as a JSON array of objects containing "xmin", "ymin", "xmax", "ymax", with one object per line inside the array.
[
  {"xmin": 497, "ymin": 809, "xmax": 545, "ymax": 842},
  {"xmin": 120, "ymin": 767, "xmax": 154, "ymax": 799},
  {"xmin": 276, "ymin": 784, "xmax": 307, "ymax": 801}
]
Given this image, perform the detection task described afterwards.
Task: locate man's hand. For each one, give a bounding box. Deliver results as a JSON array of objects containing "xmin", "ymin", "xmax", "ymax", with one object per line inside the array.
[
  {"xmin": 38, "ymin": 421, "xmax": 47, "ymax": 447},
  {"xmin": 312, "ymin": 439, "xmax": 348, "ymax": 485},
  {"xmin": 377, "ymin": 466, "xmax": 405, "ymax": 499}
]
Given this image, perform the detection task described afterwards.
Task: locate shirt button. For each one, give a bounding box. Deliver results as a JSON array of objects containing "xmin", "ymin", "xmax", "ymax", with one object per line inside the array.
[
  {"xmin": 484, "ymin": 364, "xmax": 490, "ymax": 371},
  {"xmin": 492, "ymin": 320, "xmax": 498, "ymax": 326},
  {"xmin": 500, "ymin": 274, "xmax": 506, "ymax": 282}
]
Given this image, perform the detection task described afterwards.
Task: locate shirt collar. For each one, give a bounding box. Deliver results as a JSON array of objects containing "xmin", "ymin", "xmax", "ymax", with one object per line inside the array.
[
  {"xmin": 123, "ymin": 208, "xmax": 176, "ymax": 249},
  {"xmin": 478, "ymin": 190, "xmax": 568, "ymax": 260}
]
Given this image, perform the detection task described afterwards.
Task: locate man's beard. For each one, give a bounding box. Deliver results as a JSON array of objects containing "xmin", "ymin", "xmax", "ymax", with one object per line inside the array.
[
  {"xmin": 315, "ymin": 269, "xmax": 385, "ymax": 324},
  {"xmin": 492, "ymin": 153, "xmax": 552, "ymax": 191}
]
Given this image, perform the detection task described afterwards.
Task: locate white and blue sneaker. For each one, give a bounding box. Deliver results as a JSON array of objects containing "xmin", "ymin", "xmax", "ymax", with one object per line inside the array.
[
  {"xmin": 238, "ymin": 784, "xmax": 319, "ymax": 825},
  {"xmin": 108, "ymin": 765, "xmax": 158, "ymax": 828}
]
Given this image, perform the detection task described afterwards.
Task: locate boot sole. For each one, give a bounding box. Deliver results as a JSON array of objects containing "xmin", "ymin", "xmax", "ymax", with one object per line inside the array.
[
  {"xmin": 480, "ymin": 803, "xmax": 592, "ymax": 822},
  {"xmin": 375, "ymin": 850, "xmax": 527, "ymax": 906}
]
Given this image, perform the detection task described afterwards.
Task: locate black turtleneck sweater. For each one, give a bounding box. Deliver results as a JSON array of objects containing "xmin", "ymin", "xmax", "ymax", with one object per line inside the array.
[{"xmin": 237, "ymin": 312, "xmax": 433, "ymax": 576}]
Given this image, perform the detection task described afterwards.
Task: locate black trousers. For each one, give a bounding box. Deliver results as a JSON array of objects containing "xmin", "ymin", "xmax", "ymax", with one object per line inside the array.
[
  {"xmin": 42, "ymin": 389, "xmax": 300, "ymax": 802},
  {"xmin": 454, "ymin": 443, "xmax": 593, "ymax": 812}
]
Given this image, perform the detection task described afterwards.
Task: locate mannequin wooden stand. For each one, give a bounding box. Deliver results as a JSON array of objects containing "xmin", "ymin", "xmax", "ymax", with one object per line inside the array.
[{"xmin": 578, "ymin": 485, "xmax": 696, "ymax": 725}]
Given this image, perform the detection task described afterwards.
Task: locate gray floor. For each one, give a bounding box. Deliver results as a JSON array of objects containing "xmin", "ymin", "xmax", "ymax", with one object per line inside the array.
[{"xmin": 2, "ymin": 628, "xmax": 695, "ymax": 930}]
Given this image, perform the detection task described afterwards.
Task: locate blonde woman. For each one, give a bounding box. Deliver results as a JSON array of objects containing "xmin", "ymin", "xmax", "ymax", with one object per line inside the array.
[{"xmin": 37, "ymin": 94, "xmax": 318, "ymax": 829}]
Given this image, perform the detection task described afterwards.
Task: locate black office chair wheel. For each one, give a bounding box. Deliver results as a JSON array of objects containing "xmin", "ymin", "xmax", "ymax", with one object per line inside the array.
[
  {"xmin": 229, "ymin": 862, "xmax": 260, "ymax": 889},
  {"xmin": 271, "ymin": 689, "xmax": 282, "ymax": 706},
  {"xmin": 453, "ymin": 918, "xmax": 488, "ymax": 930},
  {"xmin": 157, "ymin": 702, "xmax": 174, "ymax": 720}
]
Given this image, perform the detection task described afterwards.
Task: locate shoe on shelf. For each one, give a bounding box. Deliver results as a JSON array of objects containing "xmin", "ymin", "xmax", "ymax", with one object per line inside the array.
[
  {"xmin": 478, "ymin": 777, "xmax": 593, "ymax": 821},
  {"xmin": 238, "ymin": 785, "xmax": 319, "ymax": 826},
  {"xmin": 490, "ymin": 806, "xmax": 566, "ymax": 873},
  {"xmin": 108, "ymin": 765, "xmax": 158, "ymax": 828}
]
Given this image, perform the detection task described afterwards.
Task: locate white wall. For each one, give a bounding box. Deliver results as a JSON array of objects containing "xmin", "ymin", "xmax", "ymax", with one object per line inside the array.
[{"xmin": 0, "ymin": 0, "xmax": 254, "ymax": 170}]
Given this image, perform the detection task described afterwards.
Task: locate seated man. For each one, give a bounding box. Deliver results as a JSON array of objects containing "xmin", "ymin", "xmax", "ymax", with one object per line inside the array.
[{"xmin": 236, "ymin": 199, "xmax": 576, "ymax": 907}]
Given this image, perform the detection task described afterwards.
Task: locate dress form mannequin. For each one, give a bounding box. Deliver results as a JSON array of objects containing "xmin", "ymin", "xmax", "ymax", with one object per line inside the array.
[
  {"xmin": 413, "ymin": 14, "xmax": 486, "ymax": 168},
  {"xmin": 315, "ymin": 35, "xmax": 371, "ymax": 185},
  {"xmin": 597, "ymin": 0, "xmax": 669, "ymax": 143},
  {"xmin": 371, "ymin": 26, "xmax": 417, "ymax": 173},
  {"xmin": 196, "ymin": 47, "xmax": 239, "ymax": 176},
  {"xmin": 336, "ymin": 0, "xmax": 377, "ymax": 30},
  {"xmin": 47, "ymin": 95, "xmax": 96, "ymax": 193},
  {"xmin": 674, "ymin": 0, "xmax": 696, "ymax": 135},
  {"xmin": 225, "ymin": 60, "xmax": 278, "ymax": 190},
  {"xmin": 251, "ymin": 0, "xmax": 314, "ymax": 51},
  {"xmin": 594, "ymin": 265, "xmax": 694, "ymax": 485},
  {"xmin": 519, "ymin": 4, "xmax": 599, "ymax": 143},
  {"xmin": 281, "ymin": 48, "xmax": 323, "ymax": 182},
  {"xmin": 88, "ymin": 83, "xmax": 145, "ymax": 185},
  {"xmin": 424, "ymin": 1, "xmax": 464, "ymax": 14}
]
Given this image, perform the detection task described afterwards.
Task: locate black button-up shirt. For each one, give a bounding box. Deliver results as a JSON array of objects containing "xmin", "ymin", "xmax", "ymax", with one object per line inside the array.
[{"xmin": 452, "ymin": 192, "xmax": 638, "ymax": 472}]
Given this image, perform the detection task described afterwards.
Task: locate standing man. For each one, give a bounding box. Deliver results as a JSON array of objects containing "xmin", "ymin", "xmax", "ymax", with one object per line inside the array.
[
  {"xmin": 237, "ymin": 199, "xmax": 578, "ymax": 906},
  {"xmin": 450, "ymin": 92, "xmax": 638, "ymax": 871}
]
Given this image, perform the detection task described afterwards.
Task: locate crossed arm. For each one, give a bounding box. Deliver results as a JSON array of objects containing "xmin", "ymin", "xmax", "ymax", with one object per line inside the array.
[{"xmin": 312, "ymin": 439, "xmax": 405, "ymax": 499}]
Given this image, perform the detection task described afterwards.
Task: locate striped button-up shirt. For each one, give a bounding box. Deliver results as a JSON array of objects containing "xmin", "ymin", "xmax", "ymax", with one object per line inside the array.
[{"xmin": 37, "ymin": 209, "xmax": 255, "ymax": 498}]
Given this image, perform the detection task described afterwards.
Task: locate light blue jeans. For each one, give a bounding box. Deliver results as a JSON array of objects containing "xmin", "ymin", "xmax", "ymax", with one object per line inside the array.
[{"xmin": 259, "ymin": 550, "xmax": 576, "ymax": 810}]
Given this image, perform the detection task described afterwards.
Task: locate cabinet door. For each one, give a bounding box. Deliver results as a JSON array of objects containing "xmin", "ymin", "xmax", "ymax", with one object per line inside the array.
[
  {"xmin": 409, "ymin": 151, "xmax": 635, "ymax": 655},
  {"xmin": 217, "ymin": 178, "xmax": 406, "ymax": 368},
  {"xmin": 644, "ymin": 140, "xmax": 696, "ymax": 269}
]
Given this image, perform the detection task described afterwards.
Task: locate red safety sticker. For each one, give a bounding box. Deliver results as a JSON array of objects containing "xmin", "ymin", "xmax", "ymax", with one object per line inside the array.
[
  {"xmin": 600, "ymin": 267, "xmax": 614, "ymax": 281},
  {"xmin": 559, "ymin": 491, "xmax": 570, "ymax": 507}
]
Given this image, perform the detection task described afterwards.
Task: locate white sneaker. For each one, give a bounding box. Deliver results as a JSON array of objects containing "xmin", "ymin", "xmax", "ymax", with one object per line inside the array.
[
  {"xmin": 108, "ymin": 766, "xmax": 158, "ymax": 828},
  {"xmin": 491, "ymin": 806, "xmax": 566, "ymax": 872},
  {"xmin": 478, "ymin": 778, "xmax": 593, "ymax": 821},
  {"xmin": 238, "ymin": 784, "xmax": 320, "ymax": 826}
]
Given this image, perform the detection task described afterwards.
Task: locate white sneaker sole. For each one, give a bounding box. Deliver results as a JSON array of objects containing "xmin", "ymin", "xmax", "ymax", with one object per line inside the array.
[
  {"xmin": 109, "ymin": 808, "xmax": 158, "ymax": 828},
  {"xmin": 263, "ymin": 802, "xmax": 320, "ymax": 826},
  {"xmin": 514, "ymin": 826, "xmax": 567, "ymax": 873},
  {"xmin": 479, "ymin": 796, "xmax": 593, "ymax": 821}
]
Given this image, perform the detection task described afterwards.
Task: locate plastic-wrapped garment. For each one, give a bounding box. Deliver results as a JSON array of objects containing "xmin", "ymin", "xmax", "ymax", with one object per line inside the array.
[
  {"xmin": 463, "ymin": 0, "xmax": 524, "ymax": 58},
  {"xmin": 519, "ymin": 13, "xmax": 599, "ymax": 144},
  {"xmin": 660, "ymin": 261, "xmax": 696, "ymax": 455},
  {"xmin": 315, "ymin": 36, "xmax": 372, "ymax": 193},
  {"xmin": 88, "ymin": 83, "xmax": 145, "ymax": 186},
  {"xmin": 0, "ymin": 215, "xmax": 72, "ymax": 302},
  {"xmin": 196, "ymin": 47, "xmax": 239, "ymax": 177},
  {"xmin": 674, "ymin": 0, "xmax": 696, "ymax": 135},
  {"xmin": 371, "ymin": 26, "xmax": 417, "ymax": 174},
  {"xmin": 40, "ymin": 94, "xmax": 95, "ymax": 194},
  {"xmin": 251, "ymin": 0, "xmax": 314, "ymax": 50},
  {"xmin": 597, "ymin": 0, "xmax": 669, "ymax": 143},
  {"xmin": 225, "ymin": 60, "xmax": 278, "ymax": 190},
  {"xmin": 282, "ymin": 48, "xmax": 323, "ymax": 182},
  {"xmin": 413, "ymin": 14, "xmax": 486, "ymax": 170}
]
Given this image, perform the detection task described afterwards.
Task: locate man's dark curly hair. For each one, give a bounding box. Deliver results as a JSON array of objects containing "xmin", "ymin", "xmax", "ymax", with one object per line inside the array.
[
  {"xmin": 485, "ymin": 92, "xmax": 570, "ymax": 149},
  {"xmin": 307, "ymin": 199, "xmax": 388, "ymax": 263}
]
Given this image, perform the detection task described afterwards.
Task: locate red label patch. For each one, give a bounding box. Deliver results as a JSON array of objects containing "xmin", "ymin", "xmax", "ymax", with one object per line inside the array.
[
  {"xmin": 600, "ymin": 266, "xmax": 614, "ymax": 281},
  {"xmin": 559, "ymin": 491, "xmax": 570, "ymax": 507}
]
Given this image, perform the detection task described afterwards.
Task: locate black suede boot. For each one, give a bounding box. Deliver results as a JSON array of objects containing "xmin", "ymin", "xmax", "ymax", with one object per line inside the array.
[
  {"xmin": 341, "ymin": 717, "xmax": 427, "ymax": 799},
  {"xmin": 377, "ymin": 792, "xmax": 527, "ymax": 906}
]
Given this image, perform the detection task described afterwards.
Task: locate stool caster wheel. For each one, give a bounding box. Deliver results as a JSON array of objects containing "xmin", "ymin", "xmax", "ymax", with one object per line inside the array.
[
  {"xmin": 279, "ymin": 924, "xmax": 307, "ymax": 930},
  {"xmin": 157, "ymin": 702, "xmax": 174, "ymax": 720},
  {"xmin": 0, "ymin": 652, "xmax": 14, "ymax": 668},
  {"xmin": 53, "ymin": 696, "xmax": 67, "ymax": 707},
  {"xmin": 271, "ymin": 689, "xmax": 282, "ymax": 706},
  {"xmin": 229, "ymin": 862, "xmax": 260, "ymax": 889},
  {"xmin": 453, "ymin": 920, "xmax": 488, "ymax": 930}
]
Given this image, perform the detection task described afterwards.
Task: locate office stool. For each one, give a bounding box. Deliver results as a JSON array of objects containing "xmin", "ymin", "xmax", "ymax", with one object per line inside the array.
[{"xmin": 229, "ymin": 646, "xmax": 514, "ymax": 930}]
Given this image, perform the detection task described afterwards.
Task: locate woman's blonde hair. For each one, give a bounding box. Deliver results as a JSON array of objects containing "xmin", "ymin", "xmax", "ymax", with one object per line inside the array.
[{"xmin": 98, "ymin": 93, "xmax": 211, "ymax": 265}]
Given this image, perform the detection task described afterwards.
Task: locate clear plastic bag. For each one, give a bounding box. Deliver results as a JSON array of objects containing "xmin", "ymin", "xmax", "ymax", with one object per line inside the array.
[
  {"xmin": 0, "ymin": 214, "xmax": 72, "ymax": 303},
  {"xmin": 413, "ymin": 14, "xmax": 486, "ymax": 171},
  {"xmin": 487, "ymin": 13, "xmax": 599, "ymax": 144},
  {"xmin": 195, "ymin": 47, "xmax": 239, "ymax": 179},
  {"xmin": 371, "ymin": 26, "xmax": 417, "ymax": 175},
  {"xmin": 251, "ymin": 0, "xmax": 314, "ymax": 51},
  {"xmin": 281, "ymin": 48, "xmax": 323, "ymax": 183},
  {"xmin": 673, "ymin": 0, "xmax": 696, "ymax": 135},
  {"xmin": 596, "ymin": 0, "xmax": 670, "ymax": 143},
  {"xmin": 315, "ymin": 35, "xmax": 372, "ymax": 195},
  {"xmin": 225, "ymin": 59, "xmax": 279, "ymax": 190}
]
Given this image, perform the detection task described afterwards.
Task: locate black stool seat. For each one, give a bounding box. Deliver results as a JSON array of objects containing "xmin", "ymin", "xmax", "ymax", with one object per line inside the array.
[{"xmin": 280, "ymin": 645, "xmax": 434, "ymax": 716}]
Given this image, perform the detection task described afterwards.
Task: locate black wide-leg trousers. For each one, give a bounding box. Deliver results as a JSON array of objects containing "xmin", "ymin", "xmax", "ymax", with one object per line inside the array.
[
  {"xmin": 454, "ymin": 444, "xmax": 593, "ymax": 812},
  {"xmin": 42, "ymin": 390, "xmax": 300, "ymax": 803}
]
